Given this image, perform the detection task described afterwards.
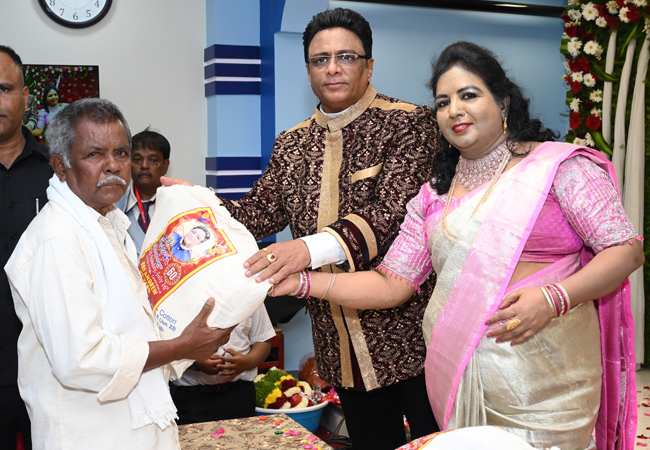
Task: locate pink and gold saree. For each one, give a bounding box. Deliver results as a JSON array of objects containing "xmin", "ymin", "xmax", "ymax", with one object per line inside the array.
[{"xmin": 380, "ymin": 142, "xmax": 637, "ymax": 449}]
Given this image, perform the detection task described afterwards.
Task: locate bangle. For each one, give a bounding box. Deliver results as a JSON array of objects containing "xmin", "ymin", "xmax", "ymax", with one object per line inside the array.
[
  {"xmin": 291, "ymin": 270, "xmax": 311, "ymax": 299},
  {"xmin": 301, "ymin": 271, "xmax": 311, "ymax": 299},
  {"xmin": 548, "ymin": 283, "xmax": 570, "ymax": 317},
  {"xmin": 547, "ymin": 285, "xmax": 562, "ymax": 316},
  {"xmin": 553, "ymin": 283, "xmax": 571, "ymax": 313},
  {"xmin": 540, "ymin": 286, "xmax": 556, "ymax": 316},
  {"xmin": 289, "ymin": 271, "xmax": 303, "ymax": 296},
  {"xmin": 320, "ymin": 273, "xmax": 337, "ymax": 301}
]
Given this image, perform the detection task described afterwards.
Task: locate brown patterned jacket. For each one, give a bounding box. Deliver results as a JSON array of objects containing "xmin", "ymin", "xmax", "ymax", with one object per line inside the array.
[{"xmin": 222, "ymin": 85, "xmax": 439, "ymax": 390}]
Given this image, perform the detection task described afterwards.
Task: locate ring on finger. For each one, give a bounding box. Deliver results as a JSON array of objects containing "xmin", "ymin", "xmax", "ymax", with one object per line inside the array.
[
  {"xmin": 506, "ymin": 318, "xmax": 522, "ymax": 331},
  {"xmin": 262, "ymin": 248, "xmax": 277, "ymax": 263}
]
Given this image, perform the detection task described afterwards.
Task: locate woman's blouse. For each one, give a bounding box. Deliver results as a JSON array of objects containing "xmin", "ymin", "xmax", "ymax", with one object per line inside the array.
[{"xmin": 378, "ymin": 155, "xmax": 639, "ymax": 289}]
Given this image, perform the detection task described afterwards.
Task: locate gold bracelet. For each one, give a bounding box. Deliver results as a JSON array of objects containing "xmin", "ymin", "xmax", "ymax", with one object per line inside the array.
[
  {"xmin": 540, "ymin": 286, "xmax": 556, "ymax": 317},
  {"xmin": 321, "ymin": 273, "xmax": 337, "ymax": 301}
]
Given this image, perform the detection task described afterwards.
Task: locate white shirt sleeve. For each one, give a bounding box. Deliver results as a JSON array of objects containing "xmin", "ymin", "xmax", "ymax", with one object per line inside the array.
[{"xmin": 299, "ymin": 232, "xmax": 347, "ymax": 269}]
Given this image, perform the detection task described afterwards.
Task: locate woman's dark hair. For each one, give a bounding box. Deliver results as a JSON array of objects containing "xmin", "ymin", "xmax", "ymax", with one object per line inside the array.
[
  {"xmin": 303, "ymin": 8, "xmax": 372, "ymax": 63},
  {"xmin": 428, "ymin": 41, "xmax": 559, "ymax": 194},
  {"xmin": 42, "ymin": 85, "xmax": 59, "ymax": 111}
]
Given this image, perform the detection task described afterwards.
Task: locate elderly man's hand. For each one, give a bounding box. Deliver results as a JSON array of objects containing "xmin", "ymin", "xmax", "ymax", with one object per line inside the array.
[
  {"xmin": 178, "ymin": 298, "xmax": 235, "ymax": 361},
  {"xmin": 244, "ymin": 239, "xmax": 311, "ymax": 285},
  {"xmin": 160, "ymin": 176, "xmax": 192, "ymax": 187}
]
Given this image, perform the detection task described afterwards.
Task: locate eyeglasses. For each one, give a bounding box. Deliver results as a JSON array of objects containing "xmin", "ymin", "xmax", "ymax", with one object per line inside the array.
[{"xmin": 308, "ymin": 53, "xmax": 368, "ymax": 69}]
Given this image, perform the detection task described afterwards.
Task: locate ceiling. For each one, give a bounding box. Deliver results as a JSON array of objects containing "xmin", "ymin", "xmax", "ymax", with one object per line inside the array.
[{"xmin": 337, "ymin": 0, "xmax": 566, "ymax": 18}]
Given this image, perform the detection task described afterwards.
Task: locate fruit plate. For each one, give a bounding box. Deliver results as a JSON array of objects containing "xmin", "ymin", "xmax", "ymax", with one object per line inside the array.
[{"xmin": 255, "ymin": 401, "xmax": 329, "ymax": 433}]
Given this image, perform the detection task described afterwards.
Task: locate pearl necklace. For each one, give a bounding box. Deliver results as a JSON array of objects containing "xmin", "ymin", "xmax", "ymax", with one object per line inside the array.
[
  {"xmin": 456, "ymin": 143, "xmax": 512, "ymax": 191},
  {"xmin": 441, "ymin": 142, "xmax": 514, "ymax": 244}
]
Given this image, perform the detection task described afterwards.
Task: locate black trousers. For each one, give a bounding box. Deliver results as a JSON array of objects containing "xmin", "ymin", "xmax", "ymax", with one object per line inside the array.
[
  {"xmin": 0, "ymin": 385, "xmax": 31, "ymax": 450},
  {"xmin": 171, "ymin": 380, "xmax": 256, "ymax": 425},
  {"xmin": 337, "ymin": 374, "xmax": 438, "ymax": 450}
]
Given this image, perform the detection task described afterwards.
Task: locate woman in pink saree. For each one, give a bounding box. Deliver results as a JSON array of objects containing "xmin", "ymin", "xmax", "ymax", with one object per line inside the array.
[{"xmin": 269, "ymin": 42, "xmax": 643, "ymax": 449}]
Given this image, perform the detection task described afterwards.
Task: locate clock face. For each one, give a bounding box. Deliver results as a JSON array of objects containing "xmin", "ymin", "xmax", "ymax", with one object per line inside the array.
[{"xmin": 38, "ymin": 0, "xmax": 113, "ymax": 29}]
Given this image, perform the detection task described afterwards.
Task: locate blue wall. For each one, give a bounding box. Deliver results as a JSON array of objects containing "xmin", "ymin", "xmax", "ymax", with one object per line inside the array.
[
  {"xmin": 275, "ymin": 1, "xmax": 568, "ymax": 139},
  {"xmin": 207, "ymin": 0, "xmax": 570, "ymax": 371}
]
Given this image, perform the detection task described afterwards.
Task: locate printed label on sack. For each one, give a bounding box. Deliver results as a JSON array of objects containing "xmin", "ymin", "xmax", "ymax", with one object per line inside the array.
[{"xmin": 140, "ymin": 207, "xmax": 237, "ymax": 313}]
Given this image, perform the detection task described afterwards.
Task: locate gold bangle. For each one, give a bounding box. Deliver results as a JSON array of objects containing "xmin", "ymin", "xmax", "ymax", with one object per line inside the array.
[
  {"xmin": 320, "ymin": 273, "xmax": 337, "ymax": 301},
  {"xmin": 540, "ymin": 286, "xmax": 556, "ymax": 317}
]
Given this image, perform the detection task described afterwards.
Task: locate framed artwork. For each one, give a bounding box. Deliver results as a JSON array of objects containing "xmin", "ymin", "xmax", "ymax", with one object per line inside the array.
[{"xmin": 22, "ymin": 64, "xmax": 99, "ymax": 144}]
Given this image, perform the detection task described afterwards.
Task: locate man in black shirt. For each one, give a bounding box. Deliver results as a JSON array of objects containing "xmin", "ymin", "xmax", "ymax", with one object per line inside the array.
[{"xmin": 0, "ymin": 45, "xmax": 53, "ymax": 450}]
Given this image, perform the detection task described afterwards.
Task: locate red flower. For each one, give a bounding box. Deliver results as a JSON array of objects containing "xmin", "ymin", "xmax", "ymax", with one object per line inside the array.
[
  {"xmin": 568, "ymin": 57, "xmax": 590, "ymax": 73},
  {"xmin": 561, "ymin": 13, "xmax": 572, "ymax": 23},
  {"xmin": 616, "ymin": 0, "xmax": 626, "ymax": 7},
  {"xmin": 626, "ymin": 5, "xmax": 641, "ymax": 22},
  {"xmin": 605, "ymin": 15, "xmax": 618, "ymax": 29},
  {"xmin": 570, "ymin": 112, "xmax": 582, "ymax": 130},
  {"xmin": 565, "ymin": 25, "xmax": 579, "ymax": 37},
  {"xmin": 267, "ymin": 394, "xmax": 288, "ymax": 409},
  {"xmin": 595, "ymin": 4, "xmax": 607, "ymax": 15},
  {"xmin": 582, "ymin": 32, "xmax": 595, "ymax": 41},
  {"xmin": 570, "ymin": 81, "xmax": 582, "ymax": 94},
  {"xmin": 584, "ymin": 100, "xmax": 593, "ymax": 110},
  {"xmin": 585, "ymin": 114, "xmax": 602, "ymax": 130}
]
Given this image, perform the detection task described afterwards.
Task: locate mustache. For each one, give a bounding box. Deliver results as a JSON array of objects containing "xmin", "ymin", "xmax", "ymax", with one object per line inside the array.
[{"xmin": 96, "ymin": 175, "xmax": 127, "ymax": 187}]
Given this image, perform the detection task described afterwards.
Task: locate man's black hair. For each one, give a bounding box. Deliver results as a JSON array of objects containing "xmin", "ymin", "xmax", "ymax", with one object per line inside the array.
[
  {"xmin": 132, "ymin": 126, "xmax": 171, "ymax": 160},
  {"xmin": 302, "ymin": 8, "xmax": 372, "ymax": 63},
  {"xmin": 0, "ymin": 45, "xmax": 25, "ymax": 84}
]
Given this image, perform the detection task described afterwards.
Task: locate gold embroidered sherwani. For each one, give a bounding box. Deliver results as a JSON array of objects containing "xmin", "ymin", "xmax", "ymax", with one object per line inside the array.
[{"xmin": 222, "ymin": 85, "xmax": 439, "ymax": 390}]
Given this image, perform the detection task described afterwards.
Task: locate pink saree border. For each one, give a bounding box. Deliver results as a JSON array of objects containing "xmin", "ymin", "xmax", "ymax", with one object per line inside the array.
[{"xmin": 423, "ymin": 142, "xmax": 635, "ymax": 449}]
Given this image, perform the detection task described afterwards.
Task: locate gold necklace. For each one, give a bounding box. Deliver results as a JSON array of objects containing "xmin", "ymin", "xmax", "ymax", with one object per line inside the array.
[{"xmin": 441, "ymin": 143, "xmax": 514, "ymax": 244}]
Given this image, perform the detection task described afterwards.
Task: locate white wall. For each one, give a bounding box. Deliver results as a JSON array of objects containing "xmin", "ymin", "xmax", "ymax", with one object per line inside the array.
[{"xmin": 0, "ymin": 1, "xmax": 208, "ymax": 185}]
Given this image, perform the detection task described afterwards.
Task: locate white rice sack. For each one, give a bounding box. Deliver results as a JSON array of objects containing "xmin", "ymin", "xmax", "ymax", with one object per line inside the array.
[{"xmin": 139, "ymin": 185, "xmax": 270, "ymax": 339}]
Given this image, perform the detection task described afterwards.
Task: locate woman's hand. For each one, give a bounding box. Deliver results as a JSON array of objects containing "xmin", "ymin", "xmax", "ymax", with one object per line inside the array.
[
  {"xmin": 267, "ymin": 272, "xmax": 301, "ymax": 297},
  {"xmin": 486, "ymin": 287, "xmax": 555, "ymax": 345}
]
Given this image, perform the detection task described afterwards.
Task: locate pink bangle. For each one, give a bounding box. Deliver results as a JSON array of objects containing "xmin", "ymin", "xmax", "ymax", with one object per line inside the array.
[
  {"xmin": 293, "ymin": 270, "xmax": 311, "ymax": 299},
  {"xmin": 549, "ymin": 283, "xmax": 571, "ymax": 316}
]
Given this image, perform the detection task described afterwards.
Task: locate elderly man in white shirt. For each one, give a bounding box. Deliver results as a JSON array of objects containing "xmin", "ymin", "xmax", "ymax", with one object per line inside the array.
[{"xmin": 5, "ymin": 98, "xmax": 233, "ymax": 450}]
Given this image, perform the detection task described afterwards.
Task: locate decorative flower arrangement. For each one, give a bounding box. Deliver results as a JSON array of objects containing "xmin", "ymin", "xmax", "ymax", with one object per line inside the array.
[
  {"xmin": 560, "ymin": 0, "xmax": 650, "ymax": 153},
  {"xmin": 254, "ymin": 367, "xmax": 323, "ymax": 410},
  {"xmin": 23, "ymin": 65, "xmax": 99, "ymax": 107}
]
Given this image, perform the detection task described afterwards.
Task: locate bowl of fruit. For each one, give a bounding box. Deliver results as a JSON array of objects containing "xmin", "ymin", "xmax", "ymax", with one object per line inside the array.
[{"xmin": 254, "ymin": 367, "xmax": 328, "ymax": 433}]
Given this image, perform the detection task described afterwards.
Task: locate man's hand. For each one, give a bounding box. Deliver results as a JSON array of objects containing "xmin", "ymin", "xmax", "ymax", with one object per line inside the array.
[
  {"xmin": 244, "ymin": 239, "xmax": 311, "ymax": 285},
  {"xmin": 160, "ymin": 176, "xmax": 192, "ymax": 187},
  {"xmin": 177, "ymin": 298, "xmax": 235, "ymax": 362},
  {"xmin": 145, "ymin": 298, "xmax": 235, "ymax": 370}
]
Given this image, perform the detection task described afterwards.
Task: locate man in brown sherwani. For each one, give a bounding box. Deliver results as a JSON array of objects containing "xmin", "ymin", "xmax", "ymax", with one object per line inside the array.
[{"xmin": 223, "ymin": 8, "xmax": 440, "ymax": 450}]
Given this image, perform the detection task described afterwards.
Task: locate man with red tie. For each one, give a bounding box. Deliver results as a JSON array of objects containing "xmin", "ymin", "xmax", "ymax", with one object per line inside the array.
[{"xmin": 118, "ymin": 127, "xmax": 170, "ymax": 256}]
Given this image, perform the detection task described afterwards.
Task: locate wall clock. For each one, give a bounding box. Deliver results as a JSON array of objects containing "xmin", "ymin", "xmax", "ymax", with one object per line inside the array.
[{"xmin": 38, "ymin": 0, "xmax": 113, "ymax": 29}]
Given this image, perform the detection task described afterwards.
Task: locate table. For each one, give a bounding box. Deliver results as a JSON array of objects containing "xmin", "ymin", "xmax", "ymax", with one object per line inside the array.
[{"xmin": 178, "ymin": 414, "xmax": 334, "ymax": 449}]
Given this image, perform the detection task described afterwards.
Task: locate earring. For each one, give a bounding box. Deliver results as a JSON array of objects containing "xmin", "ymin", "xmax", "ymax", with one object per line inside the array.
[{"xmin": 503, "ymin": 117, "xmax": 508, "ymax": 135}]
